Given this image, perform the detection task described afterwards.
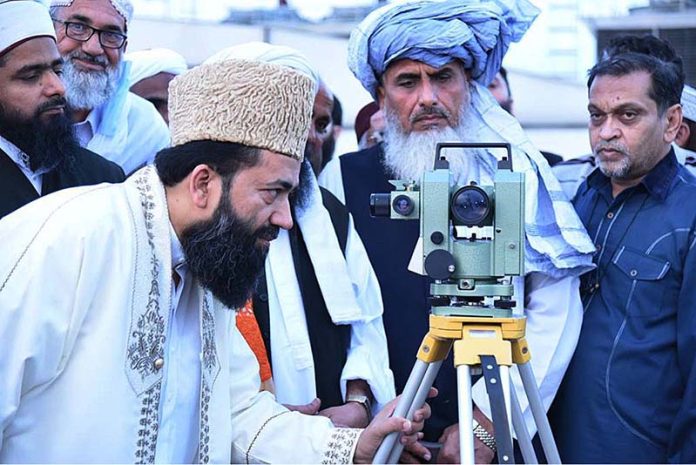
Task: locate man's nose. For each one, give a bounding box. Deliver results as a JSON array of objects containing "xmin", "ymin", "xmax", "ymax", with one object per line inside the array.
[
  {"xmin": 598, "ymin": 117, "xmax": 620, "ymax": 140},
  {"xmin": 44, "ymin": 70, "xmax": 66, "ymax": 98},
  {"xmin": 270, "ymin": 199, "xmax": 294, "ymax": 231},
  {"xmin": 82, "ymin": 32, "xmax": 105, "ymax": 56},
  {"xmin": 418, "ymin": 79, "xmax": 438, "ymax": 107}
]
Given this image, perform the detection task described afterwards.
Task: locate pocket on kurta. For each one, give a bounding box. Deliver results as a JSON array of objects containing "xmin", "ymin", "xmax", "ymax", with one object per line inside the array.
[{"xmin": 611, "ymin": 246, "xmax": 671, "ymax": 317}]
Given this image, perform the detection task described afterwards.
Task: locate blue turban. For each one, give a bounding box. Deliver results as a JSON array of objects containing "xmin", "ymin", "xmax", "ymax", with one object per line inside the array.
[{"xmin": 348, "ymin": 0, "xmax": 540, "ymax": 98}]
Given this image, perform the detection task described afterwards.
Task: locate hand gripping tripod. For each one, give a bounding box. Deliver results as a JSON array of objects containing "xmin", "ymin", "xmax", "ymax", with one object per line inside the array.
[{"xmin": 373, "ymin": 313, "xmax": 562, "ymax": 464}]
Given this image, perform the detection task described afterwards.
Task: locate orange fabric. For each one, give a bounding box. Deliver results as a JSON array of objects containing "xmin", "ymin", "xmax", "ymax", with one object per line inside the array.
[{"xmin": 236, "ymin": 299, "xmax": 273, "ymax": 383}]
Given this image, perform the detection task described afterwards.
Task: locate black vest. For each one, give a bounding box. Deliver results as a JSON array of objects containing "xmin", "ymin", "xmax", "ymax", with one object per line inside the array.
[
  {"xmin": 253, "ymin": 187, "xmax": 351, "ymax": 409},
  {"xmin": 0, "ymin": 146, "xmax": 125, "ymax": 220}
]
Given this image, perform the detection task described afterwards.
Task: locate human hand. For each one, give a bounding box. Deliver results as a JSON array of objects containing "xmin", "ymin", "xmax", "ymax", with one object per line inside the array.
[
  {"xmin": 353, "ymin": 388, "xmax": 437, "ymax": 464},
  {"xmin": 437, "ymin": 407, "xmax": 495, "ymax": 464},
  {"xmin": 319, "ymin": 402, "xmax": 370, "ymax": 428},
  {"xmin": 283, "ymin": 398, "xmax": 321, "ymax": 415}
]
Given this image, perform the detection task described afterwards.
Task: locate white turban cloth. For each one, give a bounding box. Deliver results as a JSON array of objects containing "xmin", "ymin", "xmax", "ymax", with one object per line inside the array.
[
  {"xmin": 682, "ymin": 85, "xmax": 696, "ymax": 123},
  {"xmin": 49, "ymin": 0, "xmax": 133, "ymax": 25},
  {"xmin": 126, "ymin": 48, "xmax": 187, "ymax": 86},
  {"xmin": 0, "ymin": 0, "xmax": 56, "ymax": 56},
  {"xmin": 205, "ymin": 41, "xmax": 320, "ymax": 96}
]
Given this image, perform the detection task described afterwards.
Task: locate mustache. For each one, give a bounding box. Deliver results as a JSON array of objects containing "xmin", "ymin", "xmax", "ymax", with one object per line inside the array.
[
  {"xmin": 256, "ymin": 225, "xmax": 279, "ymax": 242},
  {"xmin": 594, "ymin": 141, "xmax": 629, "ymax": 156},
  {"xmin": 410, "ymin": 106, "xmax": 451, "ymax": 123},
  {"xmin": 36, "ymin": 96, "xmax": 68, "ymax": 114},
  {"xmin": 65, "ymin": 50, "xmax": 110, "ymax": 68}
]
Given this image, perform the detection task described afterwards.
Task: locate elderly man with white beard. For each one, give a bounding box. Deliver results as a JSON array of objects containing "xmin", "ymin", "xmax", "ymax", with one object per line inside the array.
[
  {"xmin": 319, "ymin": 0, "xmax": 596, "ymax": 462},
  {"xmin": 49, "ymin": 0, "xmax": 169, "ymax": 174}
]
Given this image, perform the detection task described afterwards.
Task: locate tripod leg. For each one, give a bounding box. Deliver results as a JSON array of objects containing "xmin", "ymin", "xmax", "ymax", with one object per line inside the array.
[
  {"xmin": 374, "ymin": 360, "xmax": 430, "ymax": 464},
  {"xmin": 510, "ymin": 380, "xmax": 538, "ymax": 464},
  {"xmin": 386, "ymin": 361, "xmax": 443, "ymax": 464},
  {"xmin": 457, "ymin": 364, "xmax": 475, "ymax": 465},
  {"xmin": 481, "ymin": 355, "xmax": 515, "ymax": 464},
  {"xmin": 518, "ymin": 362, "xmax": 561, "ymax": 464}
]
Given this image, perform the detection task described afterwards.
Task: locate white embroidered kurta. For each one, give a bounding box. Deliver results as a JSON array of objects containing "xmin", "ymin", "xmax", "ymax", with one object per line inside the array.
[
  {"xmin": 0, "ymin": 167, "xmax": 360, "ymax": 463},
  {"xmin": 75, "ymin": 92, "xmax": 169, "ymax": 175}
]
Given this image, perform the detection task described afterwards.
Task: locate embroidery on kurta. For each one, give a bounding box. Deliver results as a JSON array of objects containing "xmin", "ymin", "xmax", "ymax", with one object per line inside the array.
[
  {"xmin": 128, "ymin": 168, "xmax": 168, "ymax": 463},
  {"xmin": 198, "ymin": 294, "xmax": 219, "ymax": 464},
  {"xmin": 321, "ymin": 428, "xmax": 361, "ymax": 464},
  {"xmin": 128, "ymin": 172, "xmax": 166, "ymax": 381},
  {"xmin": 135, "ymin": 381, "xmax": 162, "ymax": 464}
]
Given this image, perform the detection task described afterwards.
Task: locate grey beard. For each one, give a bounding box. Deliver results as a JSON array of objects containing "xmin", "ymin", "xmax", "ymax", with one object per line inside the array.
[
  {"xmin": 382, "ymin": 105, "xmax": 487, "ymax": 184},
  {"xmin": 61, "ymin": 53, "xmax": 119, "ymax": 110}
]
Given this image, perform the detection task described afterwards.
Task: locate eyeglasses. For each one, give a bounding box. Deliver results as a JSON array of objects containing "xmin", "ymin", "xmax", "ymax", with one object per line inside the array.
[{"xmin": 53, "ymin": 19, "xmax": 127, "ymax": 49}]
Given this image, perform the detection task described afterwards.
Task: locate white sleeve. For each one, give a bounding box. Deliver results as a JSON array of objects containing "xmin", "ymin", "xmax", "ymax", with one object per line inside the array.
[
  {"xmin": 228, "ymin": 323, "xmax": 362, "ymax": 464},
  {"xmin": 470, "ymin": 273, "xmax": 582, "ymax": 435},
  {"xmin": 318, "ymin": 157, "xmax": 346, "ymax": 204},
  {"xmin": 0, "ymin": 206, "xmax": 102, "ymax": 447},
  {"xmin": 339, "ymin": 216, "xmax": 396, "ymax": 411}
]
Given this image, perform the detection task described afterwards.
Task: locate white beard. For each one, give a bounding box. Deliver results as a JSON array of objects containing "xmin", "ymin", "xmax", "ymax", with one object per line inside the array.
[
  {"xmin": 382, "ymin": 105, "xmax": 487, "ymax": 184},
  {"xmin": 61, "ymin": 51, "xmax": 119, "ymax": 111}
]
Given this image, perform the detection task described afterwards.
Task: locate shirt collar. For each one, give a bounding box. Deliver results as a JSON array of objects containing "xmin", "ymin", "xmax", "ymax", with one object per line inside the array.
[
  {"xmin": 0, "ymin": 135, "xmax": 53, "ymax": 175},
  {"xmin": 586, "ymin": 147, "xmax": 678, "ymax": 202},
  {"xmin": 640, "ymin": 147, "xmax": 678, "ymax": 201},
  {"xmin": 169, "ymin": 223, "xmax": 186, "ymax": 271}
]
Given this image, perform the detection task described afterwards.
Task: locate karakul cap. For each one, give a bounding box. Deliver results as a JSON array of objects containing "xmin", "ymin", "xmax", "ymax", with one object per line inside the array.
[{"xmin": 168, "ymin": 58, "xmax": 314, "ymax": 161}]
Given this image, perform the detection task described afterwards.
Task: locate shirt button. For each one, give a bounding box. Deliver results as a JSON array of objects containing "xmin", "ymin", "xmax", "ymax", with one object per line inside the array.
[
  {"xmin": 607, "ymin": 212, "xmax": 614, "ymax": 219},
  {"xmin": 594, "ymin": 283, "xmax": 600, "ymax": 290},
  {"xmin": 630, "ymin": 269, "xmax": 638, "ymax": 277},
  {"xmin": 595, "ymin": 244, "xmax": 602, "ymax": 252},
  {"xmin": 153, "ymin": 358, "xmax": 165, "ymax": 370}
]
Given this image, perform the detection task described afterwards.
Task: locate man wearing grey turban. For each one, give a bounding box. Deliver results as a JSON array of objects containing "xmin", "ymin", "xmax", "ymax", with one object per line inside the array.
[{"xmin": 320, "ymin": 0, "xmax": 595, "ymax": 462}]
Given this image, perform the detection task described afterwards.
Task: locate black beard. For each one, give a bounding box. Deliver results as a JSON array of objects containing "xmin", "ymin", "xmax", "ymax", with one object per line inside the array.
[
  {"xmin": 0, "ymin": 97, "xmax": 78, "ymax": 172},
  {"xmin": 321, "ymin": 133, "xmax": 336, "ymax": 170},
  {"xmin": 291, "ymin": 153, "xmax": 315, "ymax": 211},
  {"xmin": 180, "ymin": 186, "xmax": 279, "ymax": 310}
]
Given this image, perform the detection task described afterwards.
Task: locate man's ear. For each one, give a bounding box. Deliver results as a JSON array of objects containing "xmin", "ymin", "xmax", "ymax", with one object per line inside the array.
[
  {"xmin": 188, "ymin": 164, "xmax": 220, "ymax": 210},
  {"xmin": 664, "ymin": 103, "xmax": 683, "ymax": 144},
  {"xmin": 676, "ymin": 121, "xmax": 691, "ymax": 147},
  {"xmin": 377, "ymin": 86, "xmax": 385, "ymax": 110}
]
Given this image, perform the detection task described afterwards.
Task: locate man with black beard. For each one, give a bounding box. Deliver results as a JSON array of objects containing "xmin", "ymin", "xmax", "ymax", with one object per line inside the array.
[
  {"xmin": 0, "ymin": 0, "xmax": 124, "ymax": 220},
  {"xmin": 0, "ymin": 57, "xmax": 432, "ymax": 463},
  {"xmin": 203, "ymin": 43, "xmax": 395, "ymax": 433},
  {"xmin": 320, "ymin": 1, "xmax": 595, "ymax": 462},
  {"xmin": 48, "ymin": 0, "xmax": 169, "ymax": 174}
]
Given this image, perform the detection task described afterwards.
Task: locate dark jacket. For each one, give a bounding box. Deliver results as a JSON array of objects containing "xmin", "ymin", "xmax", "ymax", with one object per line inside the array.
[{"xmin": 0, "ymin": 146, "xmax": 125, "ymax": 220}]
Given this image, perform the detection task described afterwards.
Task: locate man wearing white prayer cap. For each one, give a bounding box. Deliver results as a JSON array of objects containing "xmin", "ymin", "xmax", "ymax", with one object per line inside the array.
[
  {"xmin": 0, "ymin": 0, "xmax": 123, "ymax": 219},
  {"xmin": 319, "ymin": 1, "xmax": 594, "ymax": 462},
  {"xmin": 204, "ymin": 42, "xmax": 397, "ymax": 437},
  {"xmin": 48, "ymin": 0, "xmax": 169, "ymax": 174},
  {"xmin": 127, "ymin": 48, "xmax": 187, "ymax": 124},
  {"xmin": 0, "ymin": 56, "xmax": 433, "ymax": 463}
]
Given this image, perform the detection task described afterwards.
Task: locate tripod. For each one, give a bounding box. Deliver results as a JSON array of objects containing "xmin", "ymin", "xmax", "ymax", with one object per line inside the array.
[{"xmin": 374, "ymin": 314, "xmax": 561, "ymax": 465}]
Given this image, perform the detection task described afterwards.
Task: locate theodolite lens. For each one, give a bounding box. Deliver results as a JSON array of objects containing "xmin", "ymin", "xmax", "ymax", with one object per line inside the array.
[
  {"xmin": 370, "ymin": 193, "xmax": 392, "ymax": 217},
  {"xmin": 451, "ymin": 186, "xmax": 491, "ymax": 226},
  {"xmin": 392, "ymin": 194, "xmax": 415, "ymax": 216}
]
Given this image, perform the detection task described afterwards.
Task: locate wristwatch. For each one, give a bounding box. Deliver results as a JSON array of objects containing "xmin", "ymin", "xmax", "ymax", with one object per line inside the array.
[
  {"xmin": 472, "ymin": 419, "xmax": 497, "ymax": 451},
  {"xmin": 346, "ymin": 394, "xmax": 373, "ymax": 422}
]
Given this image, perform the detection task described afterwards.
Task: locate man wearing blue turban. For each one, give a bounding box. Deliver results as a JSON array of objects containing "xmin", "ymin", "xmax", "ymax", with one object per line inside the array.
[{"xmin": 319, "ymin": 0, "xmax": 595, "ymax": 462}]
